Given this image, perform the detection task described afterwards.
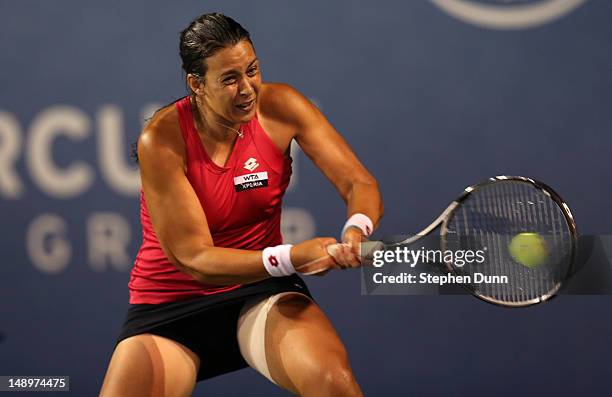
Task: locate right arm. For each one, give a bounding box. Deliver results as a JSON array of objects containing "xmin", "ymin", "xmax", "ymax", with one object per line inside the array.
[{"xmin": 138, "ymin": 110, "xmax": 336, "ymax": 285}]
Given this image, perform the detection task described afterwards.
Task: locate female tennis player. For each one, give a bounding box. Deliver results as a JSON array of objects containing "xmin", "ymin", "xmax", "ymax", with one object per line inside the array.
[{"xmin": 100, "ymin": 12, "xmax": 382, "ymax": 397}]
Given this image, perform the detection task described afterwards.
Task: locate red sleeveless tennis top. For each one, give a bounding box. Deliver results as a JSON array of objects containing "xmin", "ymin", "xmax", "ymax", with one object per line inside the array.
[{"xmin": 128, "ymin": 97, "xmax": 292, "ymax": 304}]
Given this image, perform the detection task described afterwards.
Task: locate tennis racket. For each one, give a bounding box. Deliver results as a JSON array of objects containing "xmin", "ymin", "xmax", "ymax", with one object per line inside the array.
[{"xmin": 306, "ymin": 176, "xmax": 578, "ymax": 307}]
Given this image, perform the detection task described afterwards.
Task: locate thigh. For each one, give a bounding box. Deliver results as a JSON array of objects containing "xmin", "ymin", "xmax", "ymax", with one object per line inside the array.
[
  {"xmin": 264, "ymin": 295, "xmax": 361, "ymax": 396},
  {"xmin": 99, "ymin": 334, "xmax": 199, "ymax": 397}
]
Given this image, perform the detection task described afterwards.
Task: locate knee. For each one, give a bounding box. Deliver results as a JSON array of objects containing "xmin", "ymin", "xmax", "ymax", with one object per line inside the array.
[
  {"xmin": 321, "ymin": 365, "xmax": 359, "ymax": 396},
  {"xmin": 99, "ymin": 335, "xmax": 198, "ymax": 397},
  {"xmin": 302, "ymin": 359, "xmax": 361, "ymax": 397}
]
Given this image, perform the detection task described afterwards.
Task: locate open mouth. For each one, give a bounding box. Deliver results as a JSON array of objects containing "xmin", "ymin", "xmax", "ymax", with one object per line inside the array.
[{"xmin": 236, "ymin": 99, "xmax": 255, "ymax": 112}]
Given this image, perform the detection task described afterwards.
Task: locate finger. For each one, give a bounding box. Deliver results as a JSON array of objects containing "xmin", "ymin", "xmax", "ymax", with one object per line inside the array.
[
  {"xmin": 341, "ymin": 244, "xmax": 360, "ymax": 268},
  {"xmin": 331, "ymin": 244, "xmax": 359, "ymax": 269},
  {"xmin": 348, "ymin": 241, "xmax": 362, "ymax": 262},
  {"xmin": 341, "ymin": 231, "xmax": 364, "ymax": 260},
  {"xmin": 339, "ymin": 242, "xmax": 362, "ymax": 267},
  {"xmin": 342, "ymin": 229, "xmax": 362, "ymax": 246},
  {"xmin": 320, "ymin": 237, "xmax": 338, "ymax": 247},
  {"xmin": 326, "ymin": 243, "xmax": 351, "ymax": 269},
  {"xmin": 326, "ymin": 243, "xmax": 345, "ymax": 257}
]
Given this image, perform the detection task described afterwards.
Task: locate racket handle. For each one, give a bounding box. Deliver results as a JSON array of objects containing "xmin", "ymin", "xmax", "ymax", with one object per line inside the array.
[
  {"xmin": 298, "ymin": 241, "xmax": 387, "ymax": 276},
  {"xmin": 361, "ymin": 240, "xmax": 385, "ymax": 259},
  {"xmin": 326, "ymin": 241, "xmax": 385, "ymax": 257}
]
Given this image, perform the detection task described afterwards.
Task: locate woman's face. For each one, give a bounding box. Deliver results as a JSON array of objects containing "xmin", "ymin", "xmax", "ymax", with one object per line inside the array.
[{"xmin": 192, "ymin": 40, "xmax": 261, "ymax": 125}]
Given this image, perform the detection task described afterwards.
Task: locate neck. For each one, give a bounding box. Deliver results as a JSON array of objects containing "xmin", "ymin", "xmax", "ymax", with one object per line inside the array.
[{"xmin": 190, "ymin": 96, "xmax": 242, "ymax": 142}]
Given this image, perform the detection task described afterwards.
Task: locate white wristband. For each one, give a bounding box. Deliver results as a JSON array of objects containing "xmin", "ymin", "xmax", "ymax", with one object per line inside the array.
[
  {"xmin": 262, "ymin": 244, "xmax": 295, "ymax": 277},
  {"xmin": 341, "ymin": 213, "xmax": 374, "ymax": 238}
]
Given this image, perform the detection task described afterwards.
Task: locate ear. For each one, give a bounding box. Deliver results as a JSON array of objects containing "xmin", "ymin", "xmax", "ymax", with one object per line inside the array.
[{"xmin": 187, "ymin": 74, "xmax": 204, "ymax": 94}]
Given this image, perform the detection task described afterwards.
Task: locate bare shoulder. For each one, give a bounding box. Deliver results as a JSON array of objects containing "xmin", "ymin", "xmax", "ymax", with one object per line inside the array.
[
  {"xmin": 258, "ymin": 83, "xmax": 317, "ymax": 126},
  {"xmin": 138, "ymin": 102, "xmax": 184, "ymax": 162}
]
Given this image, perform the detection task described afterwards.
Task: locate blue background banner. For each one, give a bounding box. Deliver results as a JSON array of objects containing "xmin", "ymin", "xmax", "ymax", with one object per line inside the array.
[{"xmin": 1, "ymin": 1, "xmax": 611, "ymax": 395}]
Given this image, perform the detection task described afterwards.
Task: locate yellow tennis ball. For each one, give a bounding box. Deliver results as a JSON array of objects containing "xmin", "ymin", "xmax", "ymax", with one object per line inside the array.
[{"xmin": 508, "ymin": 233, "xmax": 548, "ymax": 268}]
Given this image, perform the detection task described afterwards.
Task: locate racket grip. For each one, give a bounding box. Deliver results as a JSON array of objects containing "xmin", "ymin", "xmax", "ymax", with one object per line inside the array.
[
  {"xmin": 361, "ymin": 240, "xmax": 385, "ymax": 259},
  {"xmin": 326, "ymin": 241, "xmax": 385, "ymax": 259}
]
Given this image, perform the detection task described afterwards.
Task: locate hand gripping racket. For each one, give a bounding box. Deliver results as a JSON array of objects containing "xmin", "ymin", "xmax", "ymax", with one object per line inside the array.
[{"xmin": 308, "ymin": 176, "xmax": 577, "ymax": 307}]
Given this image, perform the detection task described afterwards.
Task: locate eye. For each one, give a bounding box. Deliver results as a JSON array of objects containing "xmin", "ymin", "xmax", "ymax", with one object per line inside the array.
[
  {"xmin": 247, "ymin": 65, "xmax": 259, "ymax": 77},
  {"xmin": 223, "ymin": 77, "xmax": 237, "ymax": 85}
]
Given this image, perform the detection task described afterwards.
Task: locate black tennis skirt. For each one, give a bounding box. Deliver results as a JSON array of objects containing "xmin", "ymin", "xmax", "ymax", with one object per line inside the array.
[{"xmin": 116, "ymin": 274, "xmax": 312, "ymax": 381}]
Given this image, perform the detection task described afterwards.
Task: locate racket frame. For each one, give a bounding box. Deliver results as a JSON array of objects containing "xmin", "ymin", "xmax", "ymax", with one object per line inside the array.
[{"xmin": 388, "ymin": 175, "xmax": 578, "ymax": 307}]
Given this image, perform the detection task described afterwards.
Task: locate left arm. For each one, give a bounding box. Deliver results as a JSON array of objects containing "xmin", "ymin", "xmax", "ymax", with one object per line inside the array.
[{"xmin": 266, "ymin": 84, "xmax": 384, "ymax": 267}]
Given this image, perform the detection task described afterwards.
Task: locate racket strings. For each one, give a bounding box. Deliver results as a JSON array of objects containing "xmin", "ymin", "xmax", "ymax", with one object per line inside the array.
[{"xmin": 444, "ymin": 180, "xmax": 573, "ymax": 305}]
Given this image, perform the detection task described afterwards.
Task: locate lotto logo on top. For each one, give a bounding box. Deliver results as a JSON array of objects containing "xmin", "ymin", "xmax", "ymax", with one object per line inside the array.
[{"xmin": 243, "ymin": 157, "xmax": 259, "ymax": 172}]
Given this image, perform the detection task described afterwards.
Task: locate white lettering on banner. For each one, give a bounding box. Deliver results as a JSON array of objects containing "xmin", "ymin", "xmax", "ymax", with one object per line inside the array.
[
  {"xmin": 281, "ymin": 208, "xmax": 316, "ymax": 244},
  {"xmin": 19, "ymin": 207, "xmax": 320, "ymax": 273},
  {"xmin": 26, "ymin": 214, "xmax": 71, "ymax": 274},
  {"xmin": 26, "ymin": 106, "xmax": 94, "ymax": 198},
  {"xmin": 0, "ymin": 103, "xmax": 322, "ymax": 275},
  {"xmin": 233, "ymin": 171, "xmax": 269, "ymax": 191},
  {"xmin": 0, "ymin": 103, "xmax": 160, "ymax": 199},
  {"xmin": 97, "ymin": 105, "xmax": 140, "ymax": 196},
  {"xmin": 21, "ymin": 209, "xmax": 317, "ymax": 274},
  {"xmin": 233, "ymin": 172, "xmax": 268, "ymax": 185},
  {"xmin": 87, "ymin": 212, "xmax": 132, "ymax": 271},
  {"xmin": 0, "ymin": 111, "xmax": 24, "ymax": 198}
]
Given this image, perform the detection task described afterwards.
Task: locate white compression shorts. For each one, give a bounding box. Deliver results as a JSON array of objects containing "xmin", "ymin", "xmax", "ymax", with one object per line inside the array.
[{"xmin": 236, "ymin": 291, "xmax": 312, "ymax": 384}]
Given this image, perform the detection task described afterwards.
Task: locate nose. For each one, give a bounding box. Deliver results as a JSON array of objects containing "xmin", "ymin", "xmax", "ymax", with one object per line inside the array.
[{"xmin": 238, "ymin": 77, "xmax": 254, "ymax": 97}]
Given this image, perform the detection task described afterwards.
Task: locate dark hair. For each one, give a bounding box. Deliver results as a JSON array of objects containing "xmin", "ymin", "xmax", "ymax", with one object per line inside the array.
[
  {"xmin": 132, "ymin": 14, "xmax": 250, "ymax": 165},
  {"xmin": 179, "ymin": 13, "xmax": 252, "ymax": 78}
]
